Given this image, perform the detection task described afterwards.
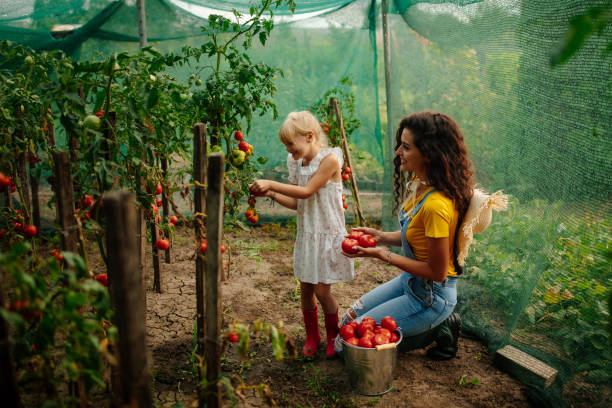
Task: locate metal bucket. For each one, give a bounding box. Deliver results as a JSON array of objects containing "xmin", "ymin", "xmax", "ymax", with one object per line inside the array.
[{"xmin": 340, "ymin": 330, "xmax": 403, "ymax": 396}]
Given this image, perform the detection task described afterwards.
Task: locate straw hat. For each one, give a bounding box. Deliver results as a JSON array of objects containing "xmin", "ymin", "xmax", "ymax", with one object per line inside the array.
[{"xmin": 457, "ymin": 188, "xmax": 508, "ymax": 266}]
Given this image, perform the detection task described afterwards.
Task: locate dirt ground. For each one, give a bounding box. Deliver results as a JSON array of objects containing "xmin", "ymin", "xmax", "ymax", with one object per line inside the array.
[
  {"xmin": 32, "ymin": 189, "xmax": 538, "ymax": 407},
  {"xmin": 140, "ymin": 222, "xmax": 536, "ymax": 408}
]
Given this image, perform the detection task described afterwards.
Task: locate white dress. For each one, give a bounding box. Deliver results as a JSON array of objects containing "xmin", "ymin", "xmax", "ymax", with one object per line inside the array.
[{"xmin": 287, "ymin": 147, "xmax": 355, "ymax": 284}]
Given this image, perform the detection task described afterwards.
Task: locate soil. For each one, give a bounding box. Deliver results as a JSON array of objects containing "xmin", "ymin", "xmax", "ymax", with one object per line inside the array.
[
  {"xmin": 32, "ymin": 190, "xmax": 538, "ymax": 407},
  {"xmin": 140, "ymin": 223, "xmax": 536, "ymax": 408}
]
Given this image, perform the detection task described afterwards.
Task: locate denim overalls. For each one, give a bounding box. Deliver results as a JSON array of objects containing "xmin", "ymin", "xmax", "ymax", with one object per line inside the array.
[{"xmin": 345, "ymin": 189, "xmax": 458, "ymax": 337}]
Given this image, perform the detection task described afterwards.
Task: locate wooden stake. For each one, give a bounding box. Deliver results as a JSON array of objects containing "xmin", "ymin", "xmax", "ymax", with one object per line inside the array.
[
  {"xmin": 53, "ymin": 152, "xmax": 79, "ymax": 253},
  {"xmin": 204, "ymin": 153, "xmax": 224, "ymax": 408},
  {"xmin": 193, "ymin": 123, "xmax": 208, "ymax": 404},
  {"xmin": 151, "ymin": 220, "xmax": 162, "ymax": 293},
  {"xmin": 0, "ymin": 279, "xmax": 23, "ymax": 408},
  {"xmin": 30, "ymin": 163, "xmax": 40, "ymax": 231},
  {"xmin": 161, "ymin": 157, "xmax": 171, "ymax": 263},
  {"xmin": 329, "ymin": 97, "xmax": 366, "ymax": 226},
  {"xmin": 104, "ymin": 191, "xmax": 153, "ymax": 408}
]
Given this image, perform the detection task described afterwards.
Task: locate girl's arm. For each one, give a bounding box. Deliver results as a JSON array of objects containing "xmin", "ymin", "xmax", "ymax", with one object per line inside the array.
[
  {"xmin": 264, "ymin": 190, "xmax": 298, "ymax": 210},
  {"xmin": 342, "ymin": 236, "xmax": 450, "ymax": 282},
  {"xmin": 250, "ymin": 154, "xmax": 338, "ymax": 199}
]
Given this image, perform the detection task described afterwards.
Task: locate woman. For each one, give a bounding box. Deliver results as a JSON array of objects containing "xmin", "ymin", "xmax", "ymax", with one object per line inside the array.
[{"xmin": 341, "ymin": 111, "xmax": 474, "ymax": 360}]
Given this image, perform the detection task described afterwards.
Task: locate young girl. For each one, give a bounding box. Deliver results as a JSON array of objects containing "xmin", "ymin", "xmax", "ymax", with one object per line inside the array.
[{"xmin": 249, "ymin": 111, "xmax": 354, "ymax": 358}]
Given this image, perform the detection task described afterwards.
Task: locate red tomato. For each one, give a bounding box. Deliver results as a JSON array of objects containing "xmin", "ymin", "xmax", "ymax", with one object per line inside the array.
[
  {"xmin": 0, "ymin": 172, "xmax": 10, "ymax": 190},
  {"xmin": 375, "ymin": 328, "xmax": 392, "ymax": 339},
  {"xmin": 23, "ymin": 225, "xmax": 37, "ymax": 238},
  {"xmin": 381, "ymin": 316, "xmax": 398, "ymax": 332},
  {"xmin": 342, "ymin": 195, "xmax": 346, "ymax": 202},
  {"xmin": 156, "ymin": 199, "xmax": 162, "ymax": 208},
  {"xmin": 348, "ymin": 320, "xmax": 359, "ymax": 329},
  {"xmin": 346, "ymin": 337, "xmax": 360, "ymax": 346},
  {"xmin": 339, "ymin": 324, "xmax": 355, "ymax": 340},
  {"xmin": 389, "ymin": 332, "xmax": 400, "ymax": 343},
  {"xmin": 358, "ymin": 234, "xmax": 377, "ymax": 248},
  {"xmin": 200, "ymin": 240, "xmax": 207, "ymax": 253},
  {"xmin": 238, "ymin": 141, "xmax": 249, "ymax": 152},
  {"xmin": 245, "ymin": 208, "xmax": 255, "ymax": 218},
  {"xmin": 248, "ymin": 214, "xmax": 259, "ymax": 224},
  {"xmin": 247, "ymin": 196, "xmax": 257, "ymax": 206},
  {"xmin": 341, "ymin": 173, "xmax": 349, "ymax": 181},
  {"xmin": 95, "ymin": 273, "xmax": 108, "ymax": 287},
  {"xmin": 154, "ymin": 183, "xmax": 162, "ymax": 195},
  {"xmin": 342, "ymin": 203, "xmax": 348, "ymax": 210},
  {"xmin": 95, "ymin": 110, "xmax": 104, "ymax": 118},
  {"xmin": 155, "ymin": 238, "xmax": 169, "ymax": 251},
  {"xmin": 341, "ymin": 238, "xmax": 359, "ymax": 254},
  {"xmin": 373, "ymin": 334, "xmax": 389, "ymax": 346},
  {"xmin": 81, "ymin": 195, "xmax": 94, "ymax": 208},
  {"xmin": 226, "ymin": 331, "xmax": 239, "ymax": 343},
  {"xmin": 234, "ymin": 131, "xmax": 244, "ymax": 141},
  {"xmin": 344, "ymin": 166, "xmax": 351, "ymax": 174},
  {"xmin": 169, "ymin": 216, "xmax": 178, "ymax": 225},
  {"xmin": 221, "ymin": 244, "xmax": 226, "ymax": 253},
  {"xmin": 358, "ymin": 337, "xmax": 374, "ymax": 348},
  {"xmin": 362, "ymin": 317, "xmax": 376, "ymax": 326},
  {"xmin": 357, "ymin": 322, "xmax": 375, "ymax": 338},
  {"xmin": 347, "ymin": 230, "xmax": 364, "ymax": 240}
]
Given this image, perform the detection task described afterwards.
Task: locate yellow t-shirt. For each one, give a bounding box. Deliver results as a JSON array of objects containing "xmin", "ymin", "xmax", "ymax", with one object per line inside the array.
[{"xmin": 402, "ymin": 188, "xmax": 459, "ymax": 276}]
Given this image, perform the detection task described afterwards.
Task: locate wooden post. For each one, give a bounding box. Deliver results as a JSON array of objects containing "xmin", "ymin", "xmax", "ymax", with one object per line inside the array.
[
  {"xmin": 151, "ymin": 220, "xmax": 162, "ymax": 293},
  {"xmin": 193, "ymin": 123, "xmax": 207, "ymax": 400},
  {"xmin": 30, "ymin": 158, "xmax": 41, "ymax": 231},
  {"xmin": 204, "ymin": 153, "xmax": 223, "ymax": 408},
  {"xmin": 135, "ymin": 176, "xmax": 147, "ymax": 309},
  {"xmin": 161, "ymin": 157, "xmax": 171, "ymax": 263},
  {"xmin": 329, "ymin": 98, "xmax": 366, "ymax": 226},
  {"xmin": 16, "ymin": 150, "xmax": 31, "ymax": 221},
  {"xmin": 54, "ymin": 152, "xmax": 79, "ymax": 252},
  {"xmin": 104, "ymin": 191, "xmax": 153, "ymax": 408},
  {"xmin": 0, "ymin": 279, "xmax": 23, "ymax": 408}
]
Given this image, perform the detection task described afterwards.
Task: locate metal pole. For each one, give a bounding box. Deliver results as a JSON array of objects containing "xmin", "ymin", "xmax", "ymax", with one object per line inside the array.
[
  {"xmin": 137, "ymin": 0, "xmax": 147, "ymax": 49},
  {"xmin": 381, "ymin": 0, "xmax": 395, "ymax": 230}
]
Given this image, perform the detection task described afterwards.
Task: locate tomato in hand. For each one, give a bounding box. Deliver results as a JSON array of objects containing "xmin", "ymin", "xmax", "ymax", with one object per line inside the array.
[
  {"xmin": 347, "ymin": 230, "xmax": 364, "ymax": 240},
  {"xmin": 341, "ymin": 238, "xmax": 359, "ymax": 254},
  {"xmin": 358, "ymin": 234, "xmax": 376, "ymax": 248}
]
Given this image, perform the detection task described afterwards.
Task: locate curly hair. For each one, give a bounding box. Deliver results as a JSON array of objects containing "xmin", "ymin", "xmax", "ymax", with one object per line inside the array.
[{"xmin": 392, "ymin": 112, "xmax": 474, "ymax": 273}]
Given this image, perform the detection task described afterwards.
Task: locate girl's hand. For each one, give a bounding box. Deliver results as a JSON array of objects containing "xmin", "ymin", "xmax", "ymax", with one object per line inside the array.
[
  {"xmin": 249, "ymin": 180, "xmax": 272, "ymax": 195},
  {"xmin": 341, "ymin": 245, "xmax": 386, "ymax": 259}
]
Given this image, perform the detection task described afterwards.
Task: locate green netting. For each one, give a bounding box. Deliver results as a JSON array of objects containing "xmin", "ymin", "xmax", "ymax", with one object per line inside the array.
[{"xmin": 1, "ymin": 1, "xmax": 610, "ymax": 407}]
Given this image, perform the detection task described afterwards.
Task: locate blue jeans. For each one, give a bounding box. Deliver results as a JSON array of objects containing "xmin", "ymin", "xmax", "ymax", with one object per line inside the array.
[{"xmin": 344, "ymin": 273, "xmax": 457, "ymax": 337}]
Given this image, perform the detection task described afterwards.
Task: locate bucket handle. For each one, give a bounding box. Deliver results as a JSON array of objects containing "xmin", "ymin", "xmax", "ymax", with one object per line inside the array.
[{"xmin": 375, "ymin": 343, "xmax": 397, "ymax": 351}]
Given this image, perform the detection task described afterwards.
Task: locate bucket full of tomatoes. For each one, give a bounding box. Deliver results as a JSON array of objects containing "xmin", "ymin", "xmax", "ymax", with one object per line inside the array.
[{"xmin": 339, "ymin": 316, "xmax": 402, "ymax": 395}]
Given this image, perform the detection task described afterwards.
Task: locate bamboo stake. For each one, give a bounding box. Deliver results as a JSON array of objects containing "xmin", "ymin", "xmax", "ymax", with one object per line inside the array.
[{"xmin": 329, "ymin": 98, "xmax": 366, "ymax": 226}]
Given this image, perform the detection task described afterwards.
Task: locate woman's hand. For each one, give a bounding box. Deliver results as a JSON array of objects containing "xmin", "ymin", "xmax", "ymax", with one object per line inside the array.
[
  {"xmin": 348, "ymin": 227, "xmax": 386, "ymax": 244},
  {"xmin": 249, "ymin": 180, "xmax": 272, "ymax": 195},
  {"xmin": 341, "ymin": 245, "xmax": 386, "ymax": 260}
]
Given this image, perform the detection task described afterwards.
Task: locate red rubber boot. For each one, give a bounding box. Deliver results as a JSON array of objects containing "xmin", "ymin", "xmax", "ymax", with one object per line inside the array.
[
  {"xmin": 302, "ymin": 307, "xmax": 321, "ymax": 357},
  {"xmin": 324, "ymin": 310, "xmax": 339, "ymax": 359}
]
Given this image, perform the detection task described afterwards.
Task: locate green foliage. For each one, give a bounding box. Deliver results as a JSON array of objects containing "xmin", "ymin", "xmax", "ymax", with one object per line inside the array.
[
  {"xmin": 550, "ymin": 5, "xmax": 612, "ymax": 66},
  {"xmin": 0, "ymin": 242, "xmax": 114, "ymax": 405},
  {"xmin": 461, "ymin": 197, "xmax": 611, "ymax": 384}
]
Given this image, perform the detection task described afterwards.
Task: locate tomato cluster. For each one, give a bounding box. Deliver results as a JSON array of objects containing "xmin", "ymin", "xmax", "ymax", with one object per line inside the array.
[
  {"xmin": 229, "ymin": 130, "xmax": 254, "ymax": 167},
  {"xmin": 245, "ymin": 194, "xmax": 259, "ymax": 224},
  {"xmin": 320, "ymin": 122, "xmax": 330, "ymax": 134},
  {"xmin": 339, "ymin": 316, "xmax": 399, "ymax": 349},
  {"xmin": 341, "ymin": 166, "xmax": 351, "ymax": 181},
  {"xmin": 342, "ymin": 194, "xmax": 347, "ymax": 210},
  {"xmin": 341, "ymin": 229, "xmax": 377, "ymax": 254}
]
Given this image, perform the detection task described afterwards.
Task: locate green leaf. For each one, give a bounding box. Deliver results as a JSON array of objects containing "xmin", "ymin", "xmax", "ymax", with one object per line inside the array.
[{"xmin": 146, "ymin": 87, "xmax": 160, "ymax": 109}]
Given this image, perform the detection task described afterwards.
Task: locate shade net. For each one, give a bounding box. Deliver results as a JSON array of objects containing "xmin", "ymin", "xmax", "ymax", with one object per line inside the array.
[{"xmin": 2, "ymin": 1, "xmax": 610, "ymax": 407}]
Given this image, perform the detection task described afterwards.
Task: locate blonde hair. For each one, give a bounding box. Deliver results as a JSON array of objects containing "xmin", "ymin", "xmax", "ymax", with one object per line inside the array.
[{"xmin": 278, "ymin": 111, "xmax": 327, "ymax": 147}]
